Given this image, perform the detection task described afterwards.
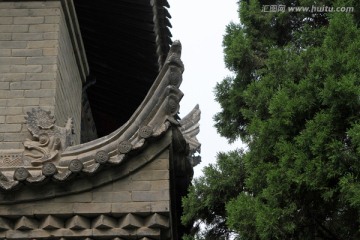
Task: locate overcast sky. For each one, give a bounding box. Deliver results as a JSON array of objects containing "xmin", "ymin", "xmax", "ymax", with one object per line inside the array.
[{"xmin": 169, "ymin": 0, "xmax": 245, "ymax": 177}]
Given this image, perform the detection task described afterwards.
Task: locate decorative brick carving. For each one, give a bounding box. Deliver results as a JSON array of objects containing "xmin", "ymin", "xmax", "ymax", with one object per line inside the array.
[
  {"xmin": 179, "ymin": 104, "xmax": 201, "ymax": 167},
  {"xmin": 14, "ymin": 216, "xmax": 38, "ymax": 230},
  {"xmin": 139, "ymin": 126, "xmax": 153, "ymax": 139},
  {"xmin": 66, "ymin": 215, "xmax": 90, "ymax": 230},
  {"xmin": 68, "ymin": 159, "xmax": 83, "ymax": 173},
  {"xmin": 118, "ymin": 141, "xmax": 132, "ymax": 154},
  {"xmin": 0, "ymin": 213, "xmax": 170, "ymax": 239},
  {"xmin": 25, "ymin": 108, "xmax": 55, "ymax": 135},
  {"xmin": 42, "ymin": 162, "xmax": 58, "ymax": 176},
  {"xmin": 146, "ymin": 213, "xmax": 169, "ymax": 229},
  {"xmin": 0, "ymin": 153, "xmax": 23, "ymax": 167},
  {"xmin": 92, "ymin": 215, "xmax": 117, "ymax": 229},
  {"xmin": 94, "ymin": 150, "xmax": 109, "ymax": 164},
  {"xmin": 119, "ymin": 213, "xmax": 143, "ymax": 229},
  {"xmin": 40, "ymin": 215, "xmax": 63, "ymax": 230},
  {"xmin": 168, "ymin": 66, "xmax": 182, "ymax": 87},
  {"xmin": 23, "ymin": 108, "xmax": 74, "ymax": 166},
  {"xmin": 166, "ymin": 95, "xmax": 180, "ymax": 115},
  {"xmin": 13, "ymin": 167, "xmax": 30, "ymax": 181}
]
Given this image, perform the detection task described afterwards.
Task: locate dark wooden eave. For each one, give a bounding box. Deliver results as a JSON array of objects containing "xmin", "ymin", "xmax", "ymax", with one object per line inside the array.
[{"xmin": 74, "ymin": 0, "xmax": 172, "ymax": 137}]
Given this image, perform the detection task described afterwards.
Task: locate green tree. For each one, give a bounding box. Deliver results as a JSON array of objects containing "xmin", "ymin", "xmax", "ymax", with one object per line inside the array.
[
  {"xmin": 182, "ymin": 0, "xmax": 360, "ymax": 239},
  {"xmin": 182, "ymin": 151, "xmax": 246, "ymax": 239}
]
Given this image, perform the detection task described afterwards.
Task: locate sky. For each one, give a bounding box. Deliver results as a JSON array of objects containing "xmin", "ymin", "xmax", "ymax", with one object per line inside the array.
[{"xmin": 168, "ymin": 0, "xmax": 246, "ymax": 177}]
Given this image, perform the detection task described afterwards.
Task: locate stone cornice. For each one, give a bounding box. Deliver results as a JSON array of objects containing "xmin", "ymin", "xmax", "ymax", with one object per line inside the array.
[{"xmin": 0, "ymin": 131, "xmax": 172, "ymax": 204}]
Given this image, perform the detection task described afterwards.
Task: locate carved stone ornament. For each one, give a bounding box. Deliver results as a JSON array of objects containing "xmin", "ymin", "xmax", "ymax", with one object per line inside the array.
[
  {"xmin": 179, "ymin": 104, "xmax": 201, "ymax": 167},
  {"xmin": 23, "ymin": 108, "xmax": 75, "ymax": 166},
  {"xmin": 118, "ymin": 141, "xmax": 133, "ymax": 154},
  {"xmin": 166, "ymin": 95, "xmax": 180, "ymax": 115},
  {"xmin": 13, "ymin": 167, "xmax": 30, "ymax": 181},
  {"xmin": 68, "ymin": 159, "xmax": 84, "ymax": 173},
  {"xmin": 95, "ymin": 150, "xmax": 109, "ymax": 164},
  {"xmin": 42, "ymin": 162, "xmax": 58, "ymax": 176},
  {"xmin": 168, "ymin": 66, "xmax": 182, "ymax": 86},
  {"xmin": 139, "ymin": 126, "xmax": 153, "ymax": 139}
]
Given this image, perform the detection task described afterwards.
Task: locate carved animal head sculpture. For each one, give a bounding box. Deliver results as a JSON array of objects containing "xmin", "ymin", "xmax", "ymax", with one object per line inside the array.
[{"xmin": 23, "ymin": 108, "xmax": 74, "ymax": 166}]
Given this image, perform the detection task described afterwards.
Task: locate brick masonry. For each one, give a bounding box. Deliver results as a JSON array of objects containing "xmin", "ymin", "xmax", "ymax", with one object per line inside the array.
[
  {"xmin": 0, "ymin": 150, "xmax": 171, "ymax": 217},
  {"xmin": 54, "ymin": 7, "xmax": 82, "ymax": 144},
  {"xmin": 0, "ymin": 1, "xmax": 83, "ymax": 149}
]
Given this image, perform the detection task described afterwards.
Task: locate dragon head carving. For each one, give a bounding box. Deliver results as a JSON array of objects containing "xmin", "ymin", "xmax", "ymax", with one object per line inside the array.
[{"xmin": 23, "ymin": 108, "xmax": 75, "ymax": 166}]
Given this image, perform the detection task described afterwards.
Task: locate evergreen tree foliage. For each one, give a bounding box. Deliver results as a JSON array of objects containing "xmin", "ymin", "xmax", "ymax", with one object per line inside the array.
[{"xmin": 182, "ymin": 0, "xmax": 360, "ymax": 239}]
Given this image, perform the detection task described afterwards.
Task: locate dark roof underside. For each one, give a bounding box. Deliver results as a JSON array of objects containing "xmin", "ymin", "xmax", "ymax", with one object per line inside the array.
[{"xmin": 74, "ymin": 0, "xmax": 171, "ymax": 137}]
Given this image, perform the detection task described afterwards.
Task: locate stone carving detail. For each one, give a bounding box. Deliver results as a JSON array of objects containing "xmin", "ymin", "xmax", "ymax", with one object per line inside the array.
[
  {"xmin": 66, "ymin": 215, "xmax": 90, "ymax": 230},
  {"xmin": 139, "ymin": 126, "xmax": 153, "ymax": 139},
  {"xmin": 166, "ymin": 40, "xmax": 184, "ymax": 71},
  {"xmin": 118, "ymin": 141, "xmax": 132, "ymax": 154},
  {"xmin": 41, "ymin": 215, "xmax": 63, "ymax": 230},
  {"xmin": 15, "ymin": 216, "xmax": 38, "ymax": 230},
  {"xmin": 0, "ymin": 152, "xmax": 23, "ymax": 167},
  {"xmin": 13, "ymin": 167, "xmax": 30, "ymax": 181},
  {"xmin": 168, "ymin": 66, "xmax": 182, "ymax": 86},
  {"xmin": 179, "ymin": 104, "xmax": 201, "ymax": 167},
  {"xmin": 166, "ymin": 95, "xmax": 180, "ymax": 115},
  {"xmin": 69, "ymin": 159, "xmax": 83, "ymax": 173},
  {"xmin": 120, "ymin": 213, "xmax": 143, "ymax": 229},
  {"xmin": 92, "ymin": 215, "xmax": 117, "ymax": 229},
  {"xmin": 95, "ymin": 150, "xmax": 109, "ymax": 164},
  {"xmin": 42, "ymin": 162, "xmax": 58, "ymax": 176},
  {"xmin": 23, "ymin": 108, "xmax": 75, "ymax": 166},
  {"xmin": 0, "ymin": 213, "xmax": 170, "ymax": 239}
]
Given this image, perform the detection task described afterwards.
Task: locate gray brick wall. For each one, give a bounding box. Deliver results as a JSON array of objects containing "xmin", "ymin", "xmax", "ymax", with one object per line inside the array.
[
  {"xmin": 0, "ymin": 1, "xmax": 83, "ymax": 149},
  {"xmin": 0, "ymin": 150, "xmax": 171, "ymax": 216},
  {"xmin": 54, "ymin": 7, "xmax": 82, "ymax": 144}
]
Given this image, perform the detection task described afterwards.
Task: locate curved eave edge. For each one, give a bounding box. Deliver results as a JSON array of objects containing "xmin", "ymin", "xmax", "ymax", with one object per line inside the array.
[
  {"xmin": 0, "ymin": 41, "xmax": 186, "ymax": 192},
  {"xmin": 179, "ymin": 104, "xmax": 201, "ymax": 167},
  {"xmin": 0, "ymin": 131, "xmax": 173, "ymax": 204},
  {"xmin": 151, "ymin": 0, "xmax": 172, "ymax": 69}
]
